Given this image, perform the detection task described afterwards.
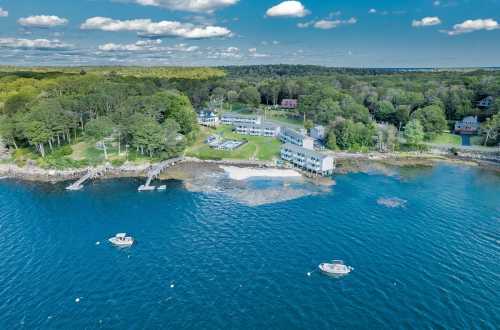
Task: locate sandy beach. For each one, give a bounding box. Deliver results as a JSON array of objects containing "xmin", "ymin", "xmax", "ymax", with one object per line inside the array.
[{"xmin": 220, "ymin": 166, "xmax": 302, "ymax": 181}]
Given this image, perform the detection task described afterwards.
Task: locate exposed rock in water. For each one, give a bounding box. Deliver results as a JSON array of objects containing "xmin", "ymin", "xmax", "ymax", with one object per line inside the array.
[{"xmin": 377, "ymin": 197, "xmax": 407, "ymax": 208}]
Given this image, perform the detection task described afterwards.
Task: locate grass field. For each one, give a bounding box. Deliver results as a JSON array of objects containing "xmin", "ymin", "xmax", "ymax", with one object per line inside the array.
[
  {"xmin": 430, "ymin": 133, "xmax": 462, "ymax": 145},
  {"xmin": 185, "ymin": 125, "xmax": 281, "ymax": 161}
]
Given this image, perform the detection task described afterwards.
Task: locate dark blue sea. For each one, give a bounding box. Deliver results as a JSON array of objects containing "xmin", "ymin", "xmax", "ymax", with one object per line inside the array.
[{"xmin": 0, "ymin": 164, "xmax": 499, "ymax": 329}]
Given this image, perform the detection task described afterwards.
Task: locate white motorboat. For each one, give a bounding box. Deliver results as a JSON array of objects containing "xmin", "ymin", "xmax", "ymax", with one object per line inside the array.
[
  {"xmin": 157, "ymin": 185, "xmax": 167, "ymax": 191},
  {"xmin": 319, "ymin": 260, "xmax": 353, "ymax": 276},
  {"xmin": 108, "ymin": 233, "xmax": 134, "ymax": 247}
]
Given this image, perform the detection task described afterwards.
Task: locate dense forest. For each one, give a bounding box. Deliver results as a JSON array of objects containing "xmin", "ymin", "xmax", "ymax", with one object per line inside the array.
[{"xmin": 0, "ymin": 65, "xmax": 499, "ymax": 167}]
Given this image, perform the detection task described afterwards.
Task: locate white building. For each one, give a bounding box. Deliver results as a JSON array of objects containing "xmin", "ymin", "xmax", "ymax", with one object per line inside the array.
[
  {"xmin": 281, "ymin": 143, "xmax": 335, "ymax": 176},
  {"xmin": 454, "ymin": 116, "xmax": 480, "ymax": 134},
  {"xmin": 197, "ymin": 110, "xmax": 219, "ymax": 127},
  {"xmin": 280, "ymin": 127, "xmax": 314, "ymax": 150},
  {"xmin": 310, "ymin": 125, "xmax": 326, "ymax": 140},
  {"xmin": 234, "ymin": 122, "xmax": 281, "ymax": 137},
  {"xmin": 221, "ymin": 112, "xmax": 262, "ymax": 125}
]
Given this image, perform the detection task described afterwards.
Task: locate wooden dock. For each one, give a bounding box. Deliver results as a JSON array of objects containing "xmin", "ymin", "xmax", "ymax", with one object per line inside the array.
[
  {"xmin": 66, "ymin": 169, "xmax": 96, "ymax": 191},
  {"xmin": 138, "ymin": 157, "xmax": 184, "ymax": 191}
]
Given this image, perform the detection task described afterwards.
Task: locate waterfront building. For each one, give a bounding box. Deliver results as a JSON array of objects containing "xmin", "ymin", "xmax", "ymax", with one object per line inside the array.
[
  {"xmin": 281, "ymin": 99, "xmax": 298, "ymax": 109},
  {"xmin": 310, "ymin": 125, "xmax": 326, "ymax": 140},
  {"xmin": 234, "ymin": 122, "xmax": 281, "ymax": 137},
  {"xmin": 280, "ymin": 127, "xmax": 314, "ymax": 149},
  {"xmin": 221, "ymin": 112, "xmax": 262, "ymax": 125},
  {"xmin": 280, "ymin": 143, "xmax": 335, "ymax": 176},
  {"xmin": 454, "ymin": 116, "xmax": 480, "ymax": 134},
  {"xmin": 197, "ymin": 110, "xmax": 219, "ymax": 127}
]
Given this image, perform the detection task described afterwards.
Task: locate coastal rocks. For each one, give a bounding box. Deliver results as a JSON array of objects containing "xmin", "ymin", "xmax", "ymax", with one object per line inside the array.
[{"xmin": 377, "ymin": 197, "xmax": 407, "ymax": 208}]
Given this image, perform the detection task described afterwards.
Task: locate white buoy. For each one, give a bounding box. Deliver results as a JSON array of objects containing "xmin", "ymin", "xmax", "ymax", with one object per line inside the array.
[
  {"xmin": 95, "ymin": 241, "xmax": 100, "ymax": 245},
  {"xmin": 75, "ymin": 297, "xmax": 81, "ymax": 303},
  {"xmin": 307, "ymin": 272, "xmax": 311, "ymax": 276},
  {"xmin": 170, "ymin": 284, "xmax": 175, "ymax": 288}
]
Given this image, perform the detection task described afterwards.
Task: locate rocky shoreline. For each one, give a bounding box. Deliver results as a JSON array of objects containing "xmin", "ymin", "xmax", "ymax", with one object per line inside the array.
[{"xmin": 0, "ymin": 152, "xmax": 498, "ymax": 184}]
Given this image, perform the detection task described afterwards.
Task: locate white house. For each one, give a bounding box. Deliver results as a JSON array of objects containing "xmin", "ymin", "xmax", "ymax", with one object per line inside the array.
[
  {"xmin": 310, "ymin": 125, "xmax": 326, "ymax": 140},
  {"xmin": 197, "ymin": 110, "xmax": 219, "ymax": 127},
  {"xmin": 234, "ymin": 122, "xmax": 281, "ymax": 137},
  {"xmin": 281, "ymin": 143, "xmax": 335, "ymax": 176},
  {"xmin": 454, "ymin": 116, "xmax": 480, "ymax": 134},
  {"xmin": 280, "ymin": 127, "xmax": 314, "ymax": 150},
  {"xmin": 221, "ymin": 112, "xmax": 262, "ymax": 125}
]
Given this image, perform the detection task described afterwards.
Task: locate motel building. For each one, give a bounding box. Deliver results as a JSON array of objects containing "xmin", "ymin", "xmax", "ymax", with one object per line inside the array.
[
  {"xmin": 280, "ymin": 127, "xmax": 315, "ymax": 150},
  {"xmin": 234, "ymin": 122, "xmax": 281, "ymax": 137},
  {"xmin": 197, "ymin": 110, "xmax": 219, "ymax": 127},
  {"xmin": 280, "ymin": 143, "xmax": 335, "ymax": 176},
  {"xmin": 221, "ymin": 112, "xmax": 262, "ymax": 125}
]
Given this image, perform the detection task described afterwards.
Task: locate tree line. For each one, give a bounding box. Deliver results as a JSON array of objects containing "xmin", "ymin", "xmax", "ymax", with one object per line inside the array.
[{"xmin": 0, "ymin": 73, "xmax": 198, "ymax": 159}]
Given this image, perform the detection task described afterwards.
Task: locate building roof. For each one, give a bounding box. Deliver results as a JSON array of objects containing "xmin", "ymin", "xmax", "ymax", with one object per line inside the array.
[
  {"xmin": 282, "ymin": 143, "xmax": 331, "ymax": 161},
  {"xmin": 282, "ymin": 127, "xmax": 312, "ymax": 141},
  {"xmin": 235, "ymin": 121, "xmax": 280, "ymax": 129},
  {"xmin": 222, "ymin": 112, "xmax": 260, "ymax": 119}
]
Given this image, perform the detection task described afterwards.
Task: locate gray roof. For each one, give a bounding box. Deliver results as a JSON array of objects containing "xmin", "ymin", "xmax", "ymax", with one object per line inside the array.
[
  {"xmin": 281, "ymin": 127, "xmax": 311, "ymax": 140},
  {"xmin": 234, "ymin": 121, "xmax": 280, "ymax": 129},
  {"xmin": 222, "ymin": 112, "xmax": 260, "ymax": 119}
]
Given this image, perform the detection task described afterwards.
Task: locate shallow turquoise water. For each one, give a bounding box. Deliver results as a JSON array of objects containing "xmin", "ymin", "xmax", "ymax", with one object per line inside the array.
[{"xmin": 0, "ymin": 165, "xmax": 499, "ymax": 329}]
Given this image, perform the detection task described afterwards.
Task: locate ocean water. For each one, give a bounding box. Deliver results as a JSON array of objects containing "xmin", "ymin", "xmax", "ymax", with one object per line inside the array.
[{"xmin": 0, "ymin": 164, "xmax": 499, "ymax": 329}]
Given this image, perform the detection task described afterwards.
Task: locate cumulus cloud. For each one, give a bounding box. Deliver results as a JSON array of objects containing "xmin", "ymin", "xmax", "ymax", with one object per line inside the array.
[
  {"xmin": 266, "ymin": 1, "xmax": 310, "ymax": 18},
  {"xmin": 412, "ymin": 17, "xmax": 441, "ymax": 27},
  {"xmin": 130, "ymin": 0, "xmax": 238, "ymax": 13},
  {"xmin": 98, "ymin": 39, "xmax": 198, "ymax": 52},
  {"xmin": 314, "ymin": 17, "xmax": 357, "ymax": 30},
  {"xmin": 81, "ymin": 17, "xmax": 232, "ymax": 39},
  {"xmin": 0, "ymin": 38, "xmax": 73, "ymax": 50},
  {"xmin": 447, "ymin": 18, "xmax": 499, "ymax": 35},
  {"xmin": 0, "ymin": 7, "xmax": 8, "ymax": 17},
  {"xmin": 18, "ymin": 15, "xmax": 69, "ymax": 28}
]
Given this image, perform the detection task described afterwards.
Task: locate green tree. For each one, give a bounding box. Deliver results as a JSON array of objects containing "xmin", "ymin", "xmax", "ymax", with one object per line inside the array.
[
  {"xmin": 480, "ymin": 113, "xmax": 500, "ymax": 146},
  {"xmin": 239, "ymin": 86, "xmax": 260, "ymax": 106},
  {"xmin": 404, "ymin": 119, "xmax": 425, "ymax": 146},
  {"xmin": 85, "ymin": 117, "xmax": 114, "ymax": 160},
  {"xmin": 413, "ymin": 104, "xmax": 447, "ymax": 137}
]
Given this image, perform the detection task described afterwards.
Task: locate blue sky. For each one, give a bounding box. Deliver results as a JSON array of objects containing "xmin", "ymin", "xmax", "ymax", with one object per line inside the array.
[{"xmin": 0, "ymin": 0, "xmax": 499, "ymax": 67}]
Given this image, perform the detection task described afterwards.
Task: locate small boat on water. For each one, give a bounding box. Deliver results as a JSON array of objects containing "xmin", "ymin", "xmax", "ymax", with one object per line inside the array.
[
  {"xmin": 157, "ymin": 185, "xmax": 167, "ymax": 191},
  {"xmin": 108, "ymin": 233, "xmax": 134, "ymax": 247},
  {"xmin": 319, "ymin": 260, "xmax": 353, "ymax": 276}
]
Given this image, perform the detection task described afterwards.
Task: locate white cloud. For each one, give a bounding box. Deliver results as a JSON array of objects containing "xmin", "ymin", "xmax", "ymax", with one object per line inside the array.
[
  {"xmin": 18, "ymin": 15, "xmax": 69, "ymax": 28},
  {"xmin": 0, "ymin": 7, "xmax": 8, "ymax": 17},
  {"xmin": 81, "ymin": 17, "xmax": 232, "ymax": 39},
  {"xmin": 447, "ymin": 18, "xmax": 499, "ymax": 35},
  {"xmin": 0, "ymin": 38, "xmax": 72, "ymax": 50},
  {"xmin": 131, "ymin": 0, "xmax": 238, "ymax": 13},
  {"xmin": 248, "ymin": 47, "xmax": 257, "ymax": 53},
  {"xmin": 313, "ymin": 17, "xmax": 357, "ymax": 30},
  {"xmin": 266, "ymin": 1, "xmax": 310, "ymax": 18},
  {"xmin": 412, "ymin": 16, "xmax": 441, "ymax": 27},
  {"xmin": 98, "ymin": 39, "xmax": 199, "ymax": 52}
]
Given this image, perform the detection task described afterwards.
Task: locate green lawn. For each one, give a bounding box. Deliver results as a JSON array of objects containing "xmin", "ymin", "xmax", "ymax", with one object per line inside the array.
[
  {"xmin": 430, "ymin": 133, "xmax": 462, "ymax": 145},
  {"xmin": 186, "ymin": 125, "xmax": 281, "ymax": 161}
]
